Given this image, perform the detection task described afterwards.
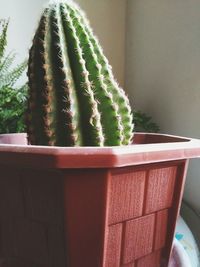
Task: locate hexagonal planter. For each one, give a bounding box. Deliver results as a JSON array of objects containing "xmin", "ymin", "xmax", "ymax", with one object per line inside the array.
[{"xmin": 0, "ymin": 133, "xmax": 199, "ymax": 267}]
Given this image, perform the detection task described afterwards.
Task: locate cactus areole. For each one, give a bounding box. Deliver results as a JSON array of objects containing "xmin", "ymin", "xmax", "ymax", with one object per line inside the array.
[{"xmin": 26, "ymin": 0, "xmax": 134, "ymax": 147}]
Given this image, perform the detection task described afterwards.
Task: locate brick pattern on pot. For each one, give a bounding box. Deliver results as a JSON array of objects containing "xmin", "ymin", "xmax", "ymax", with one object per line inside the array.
[
  {"xmin": 105, "ymin": 166, "xmax": 177, "ymax": 266},
  {"xmin": 137, "ymin": 250, "xmax": 161, "ymax": 267},
  {"xmin": 144, "ymin": 167, "xmax": 177, "ymax": 214},
  {"xmin": 0, "ymin": 168, "xmax": 66, "ymax": 267},
  {"xmin": 105, "ymin": 223, "xmax": 122, "ymax": 267},
  {"xmin": 122, "ymin": 214, "xmax": 155, "ymax": 263},
  {"xmin": 154, "ymin": 209, "xmax": 168, "ymax": 251},
  {"xmin": 108, "ymin": 171, "xmax": 146, "ymax": 224},
  {"xmin": 0, "ymin": 163, "xmax": 180, "ymax": 267}
]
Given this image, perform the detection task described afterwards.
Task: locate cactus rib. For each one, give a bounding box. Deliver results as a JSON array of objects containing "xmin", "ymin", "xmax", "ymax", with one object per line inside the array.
[
  {"xmin": 73, "ymin": 5, "xmax": 134, "ymax": 144},
  {"xmin": 62, "ymin": 4, "xmax": 124, "ymax": 145},
  {"xmin": 27, "ymin": 15, "xmax": 52, "ymax": 145},
  {"xmin": 51, "ymin": 6, "xmax": 83, "ymax": 146},
  {"xmin": 60, "ymin": 3, "xmax": 104, "ymax": 146}
]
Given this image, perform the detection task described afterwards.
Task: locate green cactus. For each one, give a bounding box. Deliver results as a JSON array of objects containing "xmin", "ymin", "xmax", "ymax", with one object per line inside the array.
[{"xmin": 26, "ymin": 0, "xmax": 134, "ymax": 146}]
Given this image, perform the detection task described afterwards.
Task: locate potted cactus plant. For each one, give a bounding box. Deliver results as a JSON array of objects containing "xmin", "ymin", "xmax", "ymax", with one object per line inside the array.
[{"xmin": 0, "ymin": 1, "xmax": 200, "ymax": 267}]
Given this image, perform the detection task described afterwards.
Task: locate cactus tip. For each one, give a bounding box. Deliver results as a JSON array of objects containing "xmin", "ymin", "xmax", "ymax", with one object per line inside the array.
[{"xmin": 46, "ymin": 0, "xmax": 79, "ymax": 8}]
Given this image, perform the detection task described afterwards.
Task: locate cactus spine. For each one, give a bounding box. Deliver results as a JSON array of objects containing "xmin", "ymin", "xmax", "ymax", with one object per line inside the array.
[{"xmin": 26, "ymin": 0, "xmax": 134, "ymax": 146}]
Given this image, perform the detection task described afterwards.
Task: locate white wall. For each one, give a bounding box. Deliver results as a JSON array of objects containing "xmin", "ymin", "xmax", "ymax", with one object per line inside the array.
[
  {"xmin": 126, "ymin": 0, "xmax": 200, "ymax": 212},
  {"xmin": 0, "ymin": 0, "xmax": 45, "ymax": 66},
  {"xmin": 0, "ymin": 0, "xmax": 126, "ymax": 86}
]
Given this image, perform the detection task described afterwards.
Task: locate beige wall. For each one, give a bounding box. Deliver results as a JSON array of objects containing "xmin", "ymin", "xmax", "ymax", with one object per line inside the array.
[
  {"xmin": 125, "ymin": 0, "xmax": 200, "ymax": 211},
  {"xmin": 0, "ymin": 0, "xmax": 126, "ymax": 87}
]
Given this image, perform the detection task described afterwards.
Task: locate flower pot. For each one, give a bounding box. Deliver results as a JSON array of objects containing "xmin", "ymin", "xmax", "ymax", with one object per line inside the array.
[
  {"xmin": 0, "ymin": 133, "xmax": 199, "ymax": 267},
  {"xmin": 0, "ymin": 133, "xmax": 27, "ymax": 145}
]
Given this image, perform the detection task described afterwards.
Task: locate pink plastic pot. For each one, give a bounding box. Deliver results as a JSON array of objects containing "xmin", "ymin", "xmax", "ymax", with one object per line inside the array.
[
  {"xmin": 0, "ymin": 133, "xmax": 27, "ymax": 145},
  {"xmin": 0, "ymin": 133, "xmax": 199, "ymax": 267}
]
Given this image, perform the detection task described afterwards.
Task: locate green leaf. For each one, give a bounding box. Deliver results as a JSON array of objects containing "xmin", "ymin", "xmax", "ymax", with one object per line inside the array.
[
  {"xmin": 133, "ymin": 110, "xmax": 160, "ymax": 133},
  {"xmin": 0, "ymin": 19, "xmax": 28, "ymax": 133},
  {"xmin": 0, "ymin": 19, "xmax": 8, "ymax": 61}
]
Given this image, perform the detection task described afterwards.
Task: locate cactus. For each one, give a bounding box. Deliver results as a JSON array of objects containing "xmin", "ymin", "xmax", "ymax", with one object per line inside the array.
[{"xmin": 26, "ymin": 0, "xmax": 134, "ymax": 146}]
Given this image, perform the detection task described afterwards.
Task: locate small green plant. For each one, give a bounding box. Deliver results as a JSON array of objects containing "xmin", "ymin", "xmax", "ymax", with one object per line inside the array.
[
  {"xmin": 0, "ymin": 19, "xmax": 27, "ymax": 134},
  {"xmin": 26, "ymin": 0, "xmax": 134, "ymax": 146},
  {"xmin": 0, "ymin": 85, "xmax": 27, "ymax": 133},
  {"xmin": 133, "ymin": 110, "xmax": 160, "ymax": 133}
]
